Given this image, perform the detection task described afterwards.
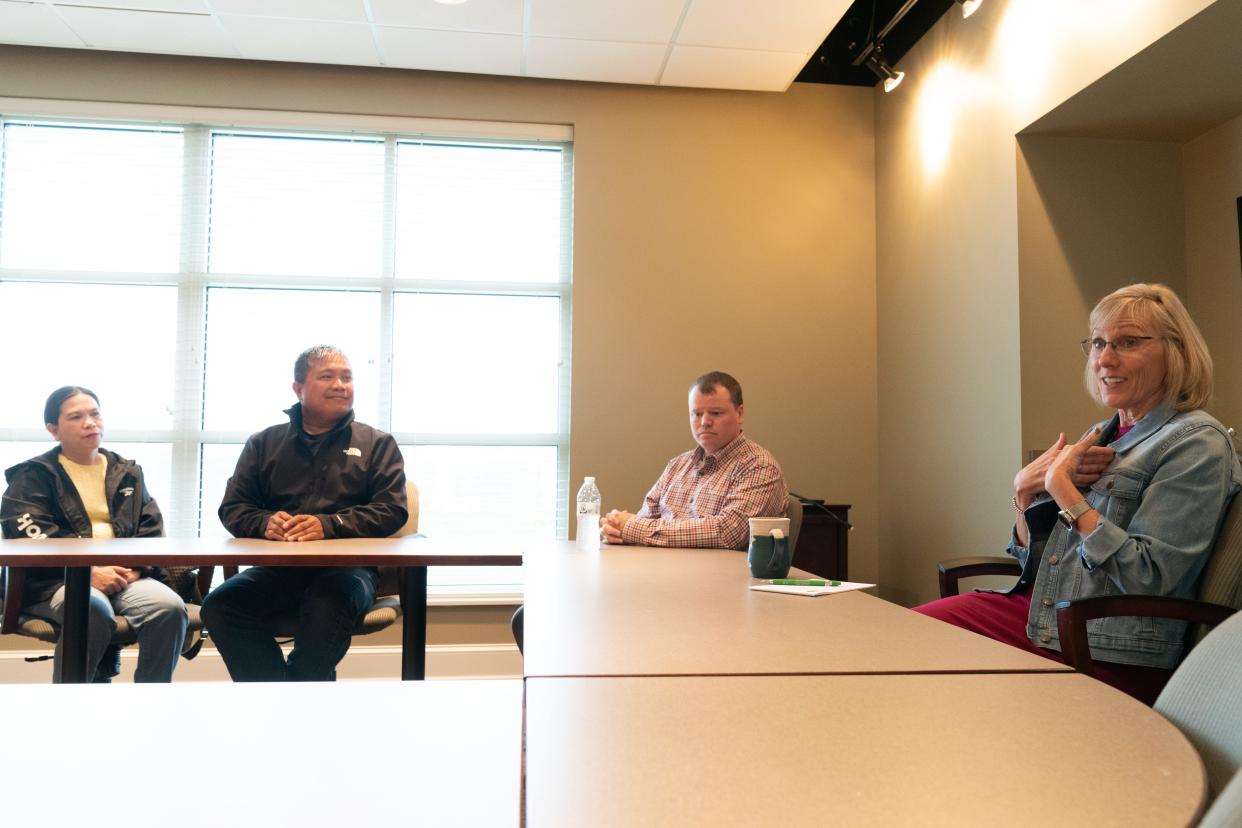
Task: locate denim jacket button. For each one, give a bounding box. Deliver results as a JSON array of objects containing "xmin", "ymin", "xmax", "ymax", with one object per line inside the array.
[
  {"xmin": 1039, "ymin": 634, "xmax": 1051, "ymax": 644},
  {"xmin": 1042, "ymin": 597, "xmax": 1053, "ymax": 606},
  {"xmin": 1049, "ymin": 555, "xmax": 1059, "ymax": 565},
  {"xmin": 1106, "ymin": 481, "xmax": 1114, "ymax": 489}
]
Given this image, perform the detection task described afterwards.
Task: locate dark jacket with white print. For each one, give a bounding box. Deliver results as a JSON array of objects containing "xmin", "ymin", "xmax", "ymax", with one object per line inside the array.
[
  {"xmin": 217, "ymin": 404, "xmax": 407, "ymax": 542},
  {"xmin": 1, "ymin": 447, "xmax": 167, "ymax": 603}
]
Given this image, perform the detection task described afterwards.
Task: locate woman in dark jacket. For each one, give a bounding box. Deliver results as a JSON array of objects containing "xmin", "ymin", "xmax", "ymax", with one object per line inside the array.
[{"xmin": 1, "ymin": 386, "xmax": 187, "ymax": 682}]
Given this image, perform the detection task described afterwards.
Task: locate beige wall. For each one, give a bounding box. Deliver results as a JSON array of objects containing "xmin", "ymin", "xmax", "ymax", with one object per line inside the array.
[
  {"xmin": 1184, "ymin": 113, "xmax": 1242, "ymax": 430},
  {"xmin": 1016, "ymin": 136, "xmax": 1186, "ymax": 452},
  {"xmin": 874, "ymin": 0, "xmax": 1214, "ymax": 606},
  {"xmin": 4, "ymin": 0, "xmax": 1225, "ymax": 649},
  {"xmin": 0, "ymin": 46, "xmax": 877, "ymax": 646}
]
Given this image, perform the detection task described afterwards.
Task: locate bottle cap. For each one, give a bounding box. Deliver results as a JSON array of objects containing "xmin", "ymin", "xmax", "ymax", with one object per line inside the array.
[{"xmin": 584, "ymin": 476, "xmax": 595, "ymax": 484}]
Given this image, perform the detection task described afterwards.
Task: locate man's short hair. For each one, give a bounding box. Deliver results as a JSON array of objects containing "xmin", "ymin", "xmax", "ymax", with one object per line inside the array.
[
  {"xmin": 691, "ymin": 371, "xmax": 743, "ymax": 407},
  {"xmin": 294, "ymin": 345, "xmax": 346, "ymax": 384}
]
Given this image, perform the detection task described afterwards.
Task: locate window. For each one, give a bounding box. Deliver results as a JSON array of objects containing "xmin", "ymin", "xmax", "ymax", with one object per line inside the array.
[{"xmin": 0, "ymin": 114, "xmax": 573, "ymax": 597}]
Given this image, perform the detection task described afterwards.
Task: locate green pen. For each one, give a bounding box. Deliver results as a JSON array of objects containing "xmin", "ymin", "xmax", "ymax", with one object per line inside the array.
[{"xmin": 770, "ymin": 578, "xmax": 837, "ymax": 586}]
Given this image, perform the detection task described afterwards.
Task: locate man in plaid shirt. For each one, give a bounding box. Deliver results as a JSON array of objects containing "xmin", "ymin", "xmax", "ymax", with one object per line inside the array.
[{"xmin": 601, "ymin": 371, "xmax": 788, "ymax": 550}]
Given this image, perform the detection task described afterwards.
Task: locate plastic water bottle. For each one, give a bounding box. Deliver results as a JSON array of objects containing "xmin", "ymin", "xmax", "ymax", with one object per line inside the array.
[{"xmin": 576, "ymin": 476, "xmax": 601, "ymax": 551}]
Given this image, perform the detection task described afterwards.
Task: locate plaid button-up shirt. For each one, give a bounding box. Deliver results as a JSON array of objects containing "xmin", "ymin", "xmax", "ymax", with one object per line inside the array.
[{"xmin": 620, "ymin": 434, "xmax": 788, "ymax": 550}]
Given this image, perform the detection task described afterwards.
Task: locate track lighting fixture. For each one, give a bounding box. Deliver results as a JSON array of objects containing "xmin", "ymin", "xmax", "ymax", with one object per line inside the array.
[
  {"xmin": 863, "ymin": 47, "xmax": 904, "ymax": 93},
  {"xmin": 955, "ymin": 0, "xmax": 982, "ymax": 18}
]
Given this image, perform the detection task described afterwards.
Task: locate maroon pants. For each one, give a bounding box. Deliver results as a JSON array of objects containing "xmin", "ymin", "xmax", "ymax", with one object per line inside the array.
[{"xmin": 913, "ymin": 590, "xmax": 1173, "ymax": 706}]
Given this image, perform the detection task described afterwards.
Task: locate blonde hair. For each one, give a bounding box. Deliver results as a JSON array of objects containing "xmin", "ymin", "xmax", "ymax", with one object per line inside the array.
[{"xmin": 1083, "ymin": 283, "xmax": 1213, "ymax": 412}]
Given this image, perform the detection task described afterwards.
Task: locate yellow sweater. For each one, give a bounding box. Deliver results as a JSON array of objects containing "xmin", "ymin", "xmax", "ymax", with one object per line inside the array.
[{"xmin": 57, "ymin": 453, "xmax": 114, "ymax": 538}]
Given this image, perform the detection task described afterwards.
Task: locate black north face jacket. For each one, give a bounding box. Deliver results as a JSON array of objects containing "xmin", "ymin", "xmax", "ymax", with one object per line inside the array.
[
  {"xmin": 1, "ymin": 447, "xmax": 167, "ymax": 603},
  {"xmin": 217, "ymin": 404, "xmax": 407, "ymax": 540}
]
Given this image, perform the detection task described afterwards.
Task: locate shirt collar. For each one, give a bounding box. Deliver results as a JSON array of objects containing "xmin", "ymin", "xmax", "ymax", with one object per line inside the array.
[{"xmin": 693, "ymin": 433, "xmax": 747, "ymax": 470}]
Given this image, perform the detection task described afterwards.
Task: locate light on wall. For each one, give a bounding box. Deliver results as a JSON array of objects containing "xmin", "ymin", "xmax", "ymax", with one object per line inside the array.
[
  {"xmin": 864, "ymin": 47, "xmax": 905, "ymax": 93},
  {"xmin": 956, "ymin": 0, "xmax": 983, "ymax": 18}
]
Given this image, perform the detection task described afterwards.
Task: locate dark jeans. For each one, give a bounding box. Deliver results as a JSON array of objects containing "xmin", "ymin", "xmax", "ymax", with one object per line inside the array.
[{"xmin": 202, "ymin": 566, "xmax": 379, "ymax": 682}]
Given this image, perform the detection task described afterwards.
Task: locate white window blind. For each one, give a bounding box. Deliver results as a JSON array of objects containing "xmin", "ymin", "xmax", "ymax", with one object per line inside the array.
[
  {"xmin": 208, "ymin": 132, "xmax": 386, "ymax": 279},
  {"xmin": 0, "ymin": 122, "xmax": 183, "ymax": 273},
  {"xmin": 0, "ymin": 113, "xmax": 574, "ymax": 598}
]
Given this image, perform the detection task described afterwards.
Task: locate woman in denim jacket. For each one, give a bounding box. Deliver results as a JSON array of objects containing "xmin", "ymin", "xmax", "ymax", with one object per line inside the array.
[{"xmin": 916, "ymin": 284, "xmax": 1241, "ymax": 704}]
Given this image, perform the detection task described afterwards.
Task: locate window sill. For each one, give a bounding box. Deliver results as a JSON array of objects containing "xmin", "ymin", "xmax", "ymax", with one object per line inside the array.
[{"xmin": 427, "ymin": 587, "xmax": 523, "ymax": 607}]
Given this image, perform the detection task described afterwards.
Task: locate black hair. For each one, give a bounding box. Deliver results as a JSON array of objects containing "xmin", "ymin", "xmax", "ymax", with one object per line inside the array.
[
  {"xmin": 293, "ymin": 345, "xmax": 346, "ymax": 384},
  {"xmin": 44, "ymin": 386, "xmax": 100, "ymax": 426}
]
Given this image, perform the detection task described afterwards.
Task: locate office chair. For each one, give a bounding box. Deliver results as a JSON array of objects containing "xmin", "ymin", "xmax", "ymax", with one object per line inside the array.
[
  {"xmin": 1199, "ymin": 766, "xmax": 1242, "ymax": 828},
  {"xmin": 934, "ymin": 490, "xmax": 1241, "ymax": 678},
  {"xmin": 1151, "ymin": 609, "xmax": 1242, "ymax": 810},
  {"xmin": 0, "ymin": 564, "xmax": 212, "ymax": 680},
  {"xmin": 786, "ymin": 495, "xmax": 804, "ymax": 557},
  {"xmin": 1053, "ymin": 491, "xmax": 1239, "ymax": 676}
]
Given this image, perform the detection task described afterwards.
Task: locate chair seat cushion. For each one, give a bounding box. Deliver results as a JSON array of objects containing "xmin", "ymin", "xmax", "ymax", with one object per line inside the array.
[
  {"xmin": 16, "ymin": 603, "xmax": 203, "ymax": 645},
  {"xmin": 264, "ymin": 594, "xmax": 403, "ymax": 638}
]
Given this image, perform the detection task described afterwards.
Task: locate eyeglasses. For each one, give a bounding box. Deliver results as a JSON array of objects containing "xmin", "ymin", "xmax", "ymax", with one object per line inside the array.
[{"xmin": 1080, "ymin": 335, "xmax": 1155, "ymax": 356}]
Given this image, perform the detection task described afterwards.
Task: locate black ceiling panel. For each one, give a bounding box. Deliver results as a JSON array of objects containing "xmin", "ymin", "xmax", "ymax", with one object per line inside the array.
[{"xmin": 796, "ymin": 0, "xmax": 956, "ymax": 86}]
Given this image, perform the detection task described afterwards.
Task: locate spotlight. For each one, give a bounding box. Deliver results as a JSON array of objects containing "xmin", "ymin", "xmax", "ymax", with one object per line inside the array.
[
  {"xmin": 956, "ymin": 0, "xmax": 982, "ymax": 18},
  {"xmin": 864, "ymin": 47, "xmax": 905, "ymax": 93}
]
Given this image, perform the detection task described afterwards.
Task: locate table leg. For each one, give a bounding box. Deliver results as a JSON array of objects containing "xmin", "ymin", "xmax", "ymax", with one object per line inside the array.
[
  {"xmin": 61, "ymin": 566, "xmax": 91, "ymax": 684},
  {"xmin": 401, "ymin": 566, "xmax": 428, "ymax": 680}
]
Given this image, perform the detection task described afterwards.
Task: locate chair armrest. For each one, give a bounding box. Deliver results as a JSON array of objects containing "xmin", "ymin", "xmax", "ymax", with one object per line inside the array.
[
  {"xmin": 2, "ymin": 567, "xmax": 27, "ymax": 635},
  {"xmin": 1054, "ymin": 595, "xmax": 1236, "ymax": 678},
  {"xmin": 937, "ymin": 556, "xmax": 1021, "ymax": 598}
]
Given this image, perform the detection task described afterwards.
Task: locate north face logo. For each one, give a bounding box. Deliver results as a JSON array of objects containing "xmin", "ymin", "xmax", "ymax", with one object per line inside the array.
[
  {"xmin": 15, "ymin": 513, "xmax": 48, "ymax": 540},
  {"xmin": 120, "ymin": 487, "xmax": 135, "ymax": 497}
]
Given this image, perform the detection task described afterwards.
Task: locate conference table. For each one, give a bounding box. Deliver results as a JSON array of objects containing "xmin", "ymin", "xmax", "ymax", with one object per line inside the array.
[
  {"xmin": 525, "ymin": 672, "xmax": 1206, "ymax": 826},
  {"xmin": 0, "ymin": 679, "xmax": 523, "ymax": 825},
  {"xmin": 521, "ymin": 541, "xmax": 1207, "ymax": 825},
  {"xmin": 522, "ymin": 541, "xmax": 1071, "ymax": 677},
  {"xmin": 0, "ymin": 536, "xmax": 521, "ymax": 683}
]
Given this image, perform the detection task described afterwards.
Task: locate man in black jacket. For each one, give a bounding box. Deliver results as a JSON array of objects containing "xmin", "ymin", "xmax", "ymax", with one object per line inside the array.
[{"xmin": 203, "ymin": 346, "xmax": 408, "ymax": 681}]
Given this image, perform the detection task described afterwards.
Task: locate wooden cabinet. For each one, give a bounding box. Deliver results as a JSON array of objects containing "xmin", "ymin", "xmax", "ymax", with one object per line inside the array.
[{"xmin": 791, "ymin": 502, "xmax": 850, "ymax": 580}]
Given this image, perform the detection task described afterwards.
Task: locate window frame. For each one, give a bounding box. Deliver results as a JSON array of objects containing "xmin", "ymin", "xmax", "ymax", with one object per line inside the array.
[{"xmin": 0, "ymin": 102, "xmax": 575, "ymax": 600}]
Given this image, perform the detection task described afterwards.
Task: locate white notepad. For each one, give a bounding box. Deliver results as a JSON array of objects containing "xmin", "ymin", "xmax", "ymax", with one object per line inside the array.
[{"xmin": 749, "ymin": 580, "xmax": 875, "ymax": 597}]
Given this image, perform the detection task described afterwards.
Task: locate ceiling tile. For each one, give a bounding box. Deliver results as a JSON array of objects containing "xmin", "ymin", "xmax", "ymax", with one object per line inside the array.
[
  {"xmin": 526, "ymin": 36, "xmax": 666, "ymax": 85},
  {"xmin": 377, "ymin": 26, "xmax": 521, "ymax": 75},
  {"xmin": 53, "ymin": 0, "xmax": 208, "ymax": 11},
  {"xmin": 54, "ymin": 6, "xmax": 239, "ymax": 56},
  {"xmin": 370, "ymin": 0, "xmax": 522, "ymax": 34},
  {"xmin": 528, "ymin": 0, "xmax": 685, "ymax": 43},
  {"xmin": 678, "ymin": 0, "xmax": 851, "ymax": 54},
  {"xmin": 218, "ymin": 15, "xmax": 380, "ymax": 65},
  {"xmin": 0, "ymin": 1, "xmax": 84, "ymax": 47},
  {"xmin": 0, "ymin": 0, "xmax": 849, "ymax": 92},
  {"xmin": 661, "ymin": 44, "xmax": 806, "ymax": 92},
  {"xmin": 209, "ymin": 0, "xmax": 368, "ymax": 23}
]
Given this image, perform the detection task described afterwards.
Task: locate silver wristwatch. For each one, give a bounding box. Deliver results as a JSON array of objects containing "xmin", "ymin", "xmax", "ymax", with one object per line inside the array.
[{"xmin": 1057, "ymin": 499, "xmax": 1092, "ymax": 529}]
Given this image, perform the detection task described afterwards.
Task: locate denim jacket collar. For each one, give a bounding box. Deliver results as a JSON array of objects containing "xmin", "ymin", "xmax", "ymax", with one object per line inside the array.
[{"xmin": 1105, "ymin": 401, "xmax": 1180, "ymax": 454}]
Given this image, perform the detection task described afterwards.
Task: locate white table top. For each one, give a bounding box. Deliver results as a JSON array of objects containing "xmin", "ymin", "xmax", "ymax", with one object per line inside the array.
[
  {"xmin": 525, "ymin": 672, "xmax": 1206, "ymax": 827},
  {"xmin": 0, "ymin": 679, "xmax": 523, "ymax": 826},
  {"xmin": 522, "ymin": 541, "xmax": 1069, "ymax": 677}
]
